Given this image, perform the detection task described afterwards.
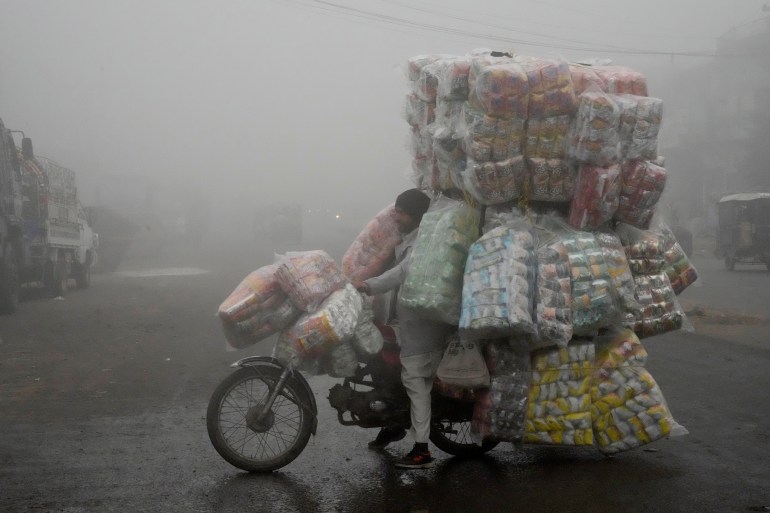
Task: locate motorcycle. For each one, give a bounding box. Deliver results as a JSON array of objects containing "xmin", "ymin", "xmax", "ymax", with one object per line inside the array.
[{"xmin": 206, "ymin": 334, "xmax": 499, "ymax": 473}]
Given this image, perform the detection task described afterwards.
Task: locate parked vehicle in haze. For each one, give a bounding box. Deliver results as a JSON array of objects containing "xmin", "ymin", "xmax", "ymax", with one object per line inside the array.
[{"xmin": 715, "ymin": 191, "xmax": 770, "ymax": 271}]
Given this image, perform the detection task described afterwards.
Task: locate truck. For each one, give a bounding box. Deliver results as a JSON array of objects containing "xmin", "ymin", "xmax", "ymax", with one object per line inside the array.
[{"xmin": 17, "ymin": 140, "xmax": 98, "ymax": 297}]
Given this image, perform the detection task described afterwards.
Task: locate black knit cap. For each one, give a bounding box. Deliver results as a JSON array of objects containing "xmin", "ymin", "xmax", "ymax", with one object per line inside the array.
[{"xmin": 395, "ymin": 188, "xmax": 431, "ymax": 221}]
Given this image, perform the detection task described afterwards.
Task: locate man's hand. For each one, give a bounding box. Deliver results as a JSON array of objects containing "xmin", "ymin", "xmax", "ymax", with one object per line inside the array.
[{"xmin": 353, "ymin": 281, "xmax": 370, "ymax": 295}]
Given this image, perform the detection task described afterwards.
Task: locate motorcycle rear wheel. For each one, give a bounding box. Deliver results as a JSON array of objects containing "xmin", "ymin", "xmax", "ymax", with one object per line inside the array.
[
  {"xmin": 207, "ymin": 366, "xmax": 314, "ymax": 473},
  {"xmin": 430, "ymin": 419, "xmax": 499, "ymax": 457}
]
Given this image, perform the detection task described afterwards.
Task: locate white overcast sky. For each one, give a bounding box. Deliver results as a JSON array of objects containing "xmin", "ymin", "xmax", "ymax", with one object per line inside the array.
[{"xmin": 0, "ymin": 0, "xmax": 765, "ymax": 218}]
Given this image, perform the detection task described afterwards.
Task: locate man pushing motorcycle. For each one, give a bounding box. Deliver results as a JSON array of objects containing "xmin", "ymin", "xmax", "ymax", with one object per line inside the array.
[{"xmin": 354, "ymin": 188, "xmax": 452, "ymax": 469}]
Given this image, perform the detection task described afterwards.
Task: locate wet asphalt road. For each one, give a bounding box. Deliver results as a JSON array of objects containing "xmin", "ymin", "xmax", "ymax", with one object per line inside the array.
[{"xmin": 1, "ymin": 239, "xmax": 769, "ymax": 513}]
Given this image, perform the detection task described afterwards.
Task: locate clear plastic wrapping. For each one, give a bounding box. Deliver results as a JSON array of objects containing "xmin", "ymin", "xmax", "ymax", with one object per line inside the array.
[
  {"xmin": 567, "ymin": 90, "xmax": 621, "ymax": 166},
  {"xmin": 404, "ymin": 92, "xmax": 436, "ymax": 129},
  {"xmin": 468, "ymin": 56, "xmax": 530, "ymax": 119},
  {"xmin": 595, "ymin": 66, "xmax": 648, "ymax": 96},
  {"xmin": 525, "ymin": 341, "xmax": 595, "ymax": 446},
  {"xmin": 275, "ymin": 250, "xmax": 349, "ymax": 312},
  {"xmin": 463, "ymin": 156, "xmax": 526, "ymax": 205},
  {"xmin": 626, "ymin": 272, "xmax": 685, "ymax": 338},
  {"xmin": 527, "ymin": 158, "xmax": 577, "ymax": 202},
  {"xmin": 273, "ymin": 283, "xmax": 363, "ymax": 366},
  {"xmin": 524, "ymin": 115, "xmax": 571, "ymax": 159},
  {"xmin": 534, "ymin": 240, "xmax": 573, "ymax": 347},
  {"xmin": 342, "ymin": 204, "xmax": 402, "ymax": 284},
  {"xmin": 436, "ymin": 56, "xmax": 472, "ymax": 101},
  {"xmin": 217, "ymin": 265, "xmax": 302, "ymax": 350},
  {"xmin": 616, "ymin": 94, "xmax": 663, "ymax": 160},
  {"xmin": 615, "ymin": 223, "xmax": 667, "ymax": 275},
  {"xmin": 568, "ymin": 164, "xmax": 621, "ymax": 230},
  {"xmin": 520, "ymin": 57, "xmax": 577, "ymax": 118},
  {"xmin": 400, "ymin": 199, "xmax": 481, "ymax": 324},
  {"xmin": 349, "ymin": 299, "xmax": 384, "ymax": 360},
  {"xmin": 568, "ymin": 64, "xmax": 608, "ymax": 96},
  {"xmin": 460, "ymin": 225, "xmax": 537, "ymax": 339},
  {"xmin": 654, "ymin": 219, "xmax": 699, "ymax": 295},
  {"xmin": 432, "ymin": 136, "xmax": 465, "ymax": 192},
  {"xmin": 595, "ymin": 231, "xmax": 640, "ymax": 316},
  {"xmin": 460, "ymin": 105, "xmax": 525, "ymax": 162},
  {"xmin": 323, "ymin": 341, "xmax": 359, "ymax": 378},
  {"xmin": 616, "ymin": 160, "xmax": 667, "ymax": 229}
]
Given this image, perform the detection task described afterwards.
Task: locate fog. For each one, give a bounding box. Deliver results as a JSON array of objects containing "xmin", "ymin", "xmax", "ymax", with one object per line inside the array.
[{"xmin": 0, "ymin": 0, "xmax": 765, "ymax": 266}]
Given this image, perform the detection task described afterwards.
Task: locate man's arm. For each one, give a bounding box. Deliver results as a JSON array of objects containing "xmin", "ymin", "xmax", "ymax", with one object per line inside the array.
[{"xmin": 363, "ymin": 247, "xmax": 411, "ymax": 295}]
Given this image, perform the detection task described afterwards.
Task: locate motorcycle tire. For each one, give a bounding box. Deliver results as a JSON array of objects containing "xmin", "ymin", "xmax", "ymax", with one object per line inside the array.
[
  {"xmin": 206, "ymin": 365, "xmax": 314, "ymax": 473},
  {"xmin": 430, "ymin": 418, "xmax": 499, "ymax": 457}
]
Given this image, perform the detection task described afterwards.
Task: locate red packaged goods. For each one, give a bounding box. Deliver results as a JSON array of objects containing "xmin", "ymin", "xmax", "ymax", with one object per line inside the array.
[
  {"xmin": 276, "ymin": 250, "xmax": 349, "ymax": 312},
  {"xmin": 463, "ymin": 156, "xmax": 526, "ymax": 205},
  {"xmin": 615, "ymin": 94, "xmax": 664, "ymax": 160},
  {"xmin": 527, "ymin": 158, "xmax": 576, "ymax": 202},
  {"xmin": 407, "ymin": 54, "xmax": 447, "ymax": 81},
  {"xmin": 342, "ymin": 204, "xmax": 403, "ymax": 283},
  {"xmin": 521, "ymin": 57, "xmax": 577, "ymax": 118},
  {"xmin": 569, "ymin": 64, "xmax": 607, "ymax": 95},
  {"xmin": 436, "ymin": 56, "xmax": 472, "ymax": 101},
  {"xmin": 568, "ymin": 164, "xmax": 621, "ymax": 230},
  {"xmin": 468, "ymin": 57, "xmax": 530, "ymax": 119},
  {"xmin": 218, "ymin": 265, "xmax": 302, "ymax": 350},
  {"xmin": 616, "ymin": 160, "xmax": 667, "ymax": 229},
  {"xmin": 568, "ymin": 91, "xmax": 622, "ymax": 166},
  {"xmin": 525, "ymin": 115, "xmax": 570, "ymax": 159},
  {"xmin": 595, "ymin": 66, "xmax": 648, "ymax": 96},
  {"xmin": 404, "ymin": 92, "xmax": 435, "ymax": 129}
]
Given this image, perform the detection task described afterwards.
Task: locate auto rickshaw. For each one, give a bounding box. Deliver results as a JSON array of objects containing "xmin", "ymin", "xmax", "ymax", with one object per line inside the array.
[{"xmin": 715, "ymin": 192, "xmax": 770, "ymax": 271}]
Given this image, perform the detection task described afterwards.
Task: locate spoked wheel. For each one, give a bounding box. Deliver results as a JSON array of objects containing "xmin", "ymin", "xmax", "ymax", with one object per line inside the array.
[
  {"xmin": 430, "ymin": 418, "xmax": 499, "ymax": 457},
  {"xmin": 206, "ymin": 365, "xmax": 314, "ymax": 473}
]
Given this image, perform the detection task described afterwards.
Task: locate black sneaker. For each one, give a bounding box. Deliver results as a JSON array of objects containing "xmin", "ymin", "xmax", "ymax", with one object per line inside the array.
[
  {"xmin": 394, "ymin": 447, "xmax": 434, "ymax": 469},
  {"xmin": 368, "ymin": 427, "xmax": 407, "ymax": 450}
]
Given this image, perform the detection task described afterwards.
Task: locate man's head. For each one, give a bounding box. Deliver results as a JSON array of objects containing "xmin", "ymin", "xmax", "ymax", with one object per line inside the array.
[{"xmin": 393, "ymin": 188, "xmax": 431, "ymax": 234}]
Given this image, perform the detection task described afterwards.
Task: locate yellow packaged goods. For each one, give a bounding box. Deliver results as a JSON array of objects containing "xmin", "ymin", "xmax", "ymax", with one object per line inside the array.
[
  {"xmin": 273, "ymin": 284, "xmax": 363, "ymax": 367},
  {"xmin": 520, "ymin": 57, "xmax": 577, "ymax": 119},
  {"xmin": 400, "ymin": 199, "xmax": 481, "ymax": 324},
  {"xmin": 217, "ymin": 265, "xmax": 302, "ymax": 350},
  {"xmin": 342, "ymin": 204, "xmax": 402, "ymax": 284},
  {"xmin": 276, "ymin": 250, "xmax": 349, "ymax": 312}
]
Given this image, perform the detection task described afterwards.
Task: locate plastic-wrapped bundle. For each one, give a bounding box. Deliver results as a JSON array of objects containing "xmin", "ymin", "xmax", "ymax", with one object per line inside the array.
[
  {"xmin": 524, "ymin": 115, "xmax": 570, "ymax": 159},
  {"xmin": 431, "ymin": 98, "xmax": 465, "ymax": 139},
  {"xmin": 472, "ymin": 339, "xmax": 531, "ymax": 442},
  {"xmin": 273, "ymin": 284, "xmax": 363, "ymax": 366},
  {"xmin": 404, "ymin": 92, "xmax": 435, "ymax": 129},
  {"xmin": 463, "ymin": 156, "xmax": 526, "ymax": 205},
  {"xmin": 481, "ymin": 204, "xmax": 525, "ymax": 234},
  {"xmin": 276, "ymin": 250, "xmax": 349, "ymax": 312},
  {"xmin": 616, "ymin": 160, "xmax": 667, "ymax": 229},
  {"xmin": 595, "ymin": 231, "xmax": 639, "ymax": 317},
  {"xmin": 400, "ymin": 199, "xmax": 481, "ymax": 324},
  {"xmin": 460, "ymin": 105, "xmax": 525, "ymax": 162},
  {"xmin": 409, "ymin": 125, "xmax": 433, "ymax": 161},
  {"xmin": 322, "ymin": 341, "xmax": 359, "ymax": 378},
  {"xmin": 525, "ymin": 341, "xmax": 595, "ymax": 446},
  {"xmin": 568, "ymin": 164, "xmax": 621, "ymax": 230},
  {"xmin": 218, "ymin": 265, "xmax": 302, "ymax": 350},
  {"xmin": 562, "ymin": 233, "xmax": 617, "ymax": 335},
  {"xmin": 626, "ymin": 273, "xmax": 685, "ymax": 338},
  {"xmin": 436, "ymin": 56, "xmax": 472, "ymax": 101},
  {"xmin": 615, "ymin": 223, "xmax": 667, "ymax": 275},
  {"xmin": 412, "ymin": 60, "xmax": 442, "ymax": 102},
  {"xmin": 432, "ymin": 136, "xmax": 465, "ymax": 192},
  {"xmin": 527, "ymin": 158, "xmax": 576, "ymax": 202},
  {"xmin": 656, "ymin": 221, "xmax": 698, "ymax": 295},
  {"xmin": 521, "ymin": 57, "xmax": 577, "ymax": 118},
  {"xmin": 616, "ymin": 94, "xmax": 663, "ymax": 160},
  {"xmin": 569, "ymin": 64, "xmax": 607, "ymax": 95},
  {"xmin": 595, "ymin": 66, "xmax": 648, "ymax": 96},
  {"xmin": 567, "ymin": 91, "xmax": 621, "ymax": 166},
  {"xmin": 592, "ymin": 361, "xmax": 686, "ymax": 453},
  {"xmin": 349, "ymin": 300, "xmax": 384, "ymax": 360},
  {"xmin": 468, "ymin": 57, "xmax": 530, "ymax": 119},
  {"xmin": 534, "ymin": 240, "xmax": 573, "ymax": 348},
  {"xmin": 460, "ymin": 226, "xmax": 537, "ymax": 338},
  {"xmin": 342, "ymin": 204, "xmax": 402, "ymax": 284},
  {"xmin": 593, "ymin": 326, "xmax": 648, "ymax": 371}
]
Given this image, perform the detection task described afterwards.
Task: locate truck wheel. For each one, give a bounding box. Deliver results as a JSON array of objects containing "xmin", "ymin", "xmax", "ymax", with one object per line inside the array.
[
  {"xmin": 45, "ymin": 259, "xmax": 67, "ymax": 297},
  {"xmin": 75, "ymin": 260, "xmax": 91, "ymax": 289},
  {"xmin": 0, "ymin": 244, "xmax": 20, "ymax": 314}
]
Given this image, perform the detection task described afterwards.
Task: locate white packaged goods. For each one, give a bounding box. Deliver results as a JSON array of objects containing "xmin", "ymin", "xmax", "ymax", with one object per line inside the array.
[
  {"xmin": 400, "ymin": 199, "xmax": 481, "ymax": 324},
  {"xmin": 463, "ymin": 156, "xmax": 527, "ymax": 205},
  {"xmin": 527, "ymin": 158, "xmax": 576, "ymax": 202},
  {"xmin": 616, "ymin": 160, "xmax": 667, "ymax": 229},
  {"xmin": 595, "ymin": 231, "xmax": 639, "ymax": 316},
  {"xmin": 323, "ymin": 342, "xmax": 359, "ymax": 378},
  {"xmin": 534, "ymin": 240, "xmax": 573, "ymax": 347},
  {"xmin": 567, "ymin": 91, "xmax": 622, "ymax": 166},
  {"xmin": 276, "ymin": 250, "xmax": 349, "ymax": 312},
  {"xmin": 218, "ymin": 265, "xmax": 302, "ymax": 350},
  {"xmin": 460, "ymin": 226, "xmax": 536, "ymax": 339},
  {"xmin": 525, "ymin": 342, "xmax": 595, "ymax": 445},
  {"xmin": 568, "ymin": 164, "xmax": 622, "ymax": 230},
  {"xmin": 273, "ymin": 284, "xmax": 363, "ymax": 366},
  {"xmin": 349, "ymin": 301, "xmax": 384, "ymax": 359},
  {"xmin": 342, "ymin": 204, "xmax": 402, "ymax": 283},
  {"xmin": 616, "ymin": 95, "xmax": 663, "ymax": 160}
]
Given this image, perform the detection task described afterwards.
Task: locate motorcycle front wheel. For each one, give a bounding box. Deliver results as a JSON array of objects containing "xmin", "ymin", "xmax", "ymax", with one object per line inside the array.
[
  {"xmin": 430, "ymin": 419, "xmax": 499, "ymax": 457},
  {"xmin": 206, "ymin": 365, "xmax": 314, "ymax": 473}
]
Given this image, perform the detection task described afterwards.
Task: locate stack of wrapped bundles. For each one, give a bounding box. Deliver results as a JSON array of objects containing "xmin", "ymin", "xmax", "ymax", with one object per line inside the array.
[
  {"xmin": 400, "ymin": 199, "xmax": 481, "ymax": 324},
  {"xmin": 534, "ymin": 239, "xmax": 573, "ymax": 348},
  {"xmin": 595, "ymin": 66, "xmax": 649, "ymax": 96},
  {"xmin": 569, "ymin": 64, "xmax": 607, "ymax": 95},
  {"xmin": 473, "ymin": 339, "xmax": 532, "ymax": 442},
  {"xmin": 616, "ymin": 160, "xmax": 667, "ymax": 229},
  {"xmin": 405, "ymin": 55, "xmax": 445, "ymax": 189},
  {"xmin": 595, "ymin": 231, "xmax": 640, "ymax": 317},
  {"xmin": 217, "ymin": 265, "xmax": 302, "ymax": 350},
  {"xmin": 525, "ymin": 341, "xmax": 595, "ymax": 446},
  {"xmin": 655, "ymin": 220, "xmax": 699, "ymax": 295},
  {"xmin": 432, "ymin": 58, "xmax": 472, "ymax": 191},
  {"xmin": 615, "ymin": 224, "xmax": 686, "ymax": 337},
  {"xmin": 591, "ymin": 328, "xmax": 686, "ymax": 454},
  {"xmin": 342, "ymin": 204, "xmax": 402, "ymax": 283},
  {"xmin": 276, "ymin": 250, "xmax": 350, "ymax": 312},
  {"xmin": 616, "ymin": 95, "xmax": 663, "ymax": 161},
  {"xmin": 568, "ymin": 163, "xmax": 622, "ymax": 230},
  {"xmin": 459, "ymin": 225, "xmax": 537, "ymax": 339}
]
